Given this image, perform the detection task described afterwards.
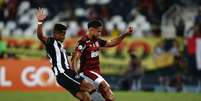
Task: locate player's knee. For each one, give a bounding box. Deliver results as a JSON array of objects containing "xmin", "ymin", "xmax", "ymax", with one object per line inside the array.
[
  {"xmin": 81, "ymin": 80, "xmax": 96, "ymax": 92},
  {"xmin": 106, "ymin": 94, "xmax": 115, "ymax": 101},
  {"xmin": 99, "ymin": 81, "xmax": 110, "ymax": 93},
  {"xmin": 86, "ymin": 82, "xmax": 96, "ymax": 91},
  {"xmin": 103, "ymin": 90, "xmax": 115, "ymax": 101},
  {"xmin": 82, "ymin": 94, "xmax": 92, "ymax": 101},
  {"xmin": 77, "ymin": 92, "xmax": 92, "ymax": 101},
  {"xmin": 99, "ymin": 82, "xmax": 115, "ymax": 101}
]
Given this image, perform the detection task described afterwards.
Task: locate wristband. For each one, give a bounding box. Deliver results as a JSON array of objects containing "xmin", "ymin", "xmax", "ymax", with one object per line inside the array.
[{"xmin": 37, "ymin": 22, "xmax": 43, "ymax": 25}]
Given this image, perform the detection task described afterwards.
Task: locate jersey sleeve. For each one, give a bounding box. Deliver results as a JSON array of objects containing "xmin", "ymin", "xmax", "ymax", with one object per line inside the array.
[
  {"xmin": 98, "ymin": 38, "xmax": 107, "ymax": 47},
  {"xmin": 75, "ymin": 40, "xmax": 86, "ymax": 54},
  {"xmin": 45, "ymin": 37, "xmax": 55, "ymax": 46}
]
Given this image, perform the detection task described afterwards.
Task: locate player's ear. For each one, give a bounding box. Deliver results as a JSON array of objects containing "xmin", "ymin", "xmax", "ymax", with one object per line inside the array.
[
  {"xmin": 88, "ymin": 27, "xmax": 92, "ymax": 31},
  {"xmin": 88, "ymin": 27, "xmax": 94, "ymax": 33}
]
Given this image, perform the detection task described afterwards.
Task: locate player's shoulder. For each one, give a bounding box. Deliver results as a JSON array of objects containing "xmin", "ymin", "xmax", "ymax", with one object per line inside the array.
[
  {"xmin": 45, "ymin": 37, "xmax": 56, "ymax": 45},
  {"xmin": 79, "ymin": 35, "xmax": 89, "ymax": 42},
  {"xmin": 48, "ymin": 37, "xmax": 55, "ymax": 40}
]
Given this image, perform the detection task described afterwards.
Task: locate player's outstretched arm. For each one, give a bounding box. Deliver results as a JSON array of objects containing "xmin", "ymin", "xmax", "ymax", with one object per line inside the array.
[
  {"xmin": 104, "ymin": 26, "xmax": 134, "ymax": 47},
  {"xmin": 35, "ymin": 8, "xmax": 48, "ymax": 43}
]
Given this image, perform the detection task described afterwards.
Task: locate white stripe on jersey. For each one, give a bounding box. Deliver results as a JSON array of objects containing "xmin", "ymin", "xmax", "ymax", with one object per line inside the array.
[
  {"xmin": 63, "ymin": 72, "xmax": 80, "ymax": 85},
  {"xmin": 53, "ymin": 67, "xmax": 58, "ymax": 75},
  {"xmin": 53, "ymin": 41, "xmax": 65, "ymax": 73}
]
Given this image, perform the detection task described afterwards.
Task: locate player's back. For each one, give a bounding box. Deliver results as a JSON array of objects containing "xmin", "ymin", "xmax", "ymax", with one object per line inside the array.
[{"xmin": 44, "ymin": 37, "xmax": 70, "ymax": 75}]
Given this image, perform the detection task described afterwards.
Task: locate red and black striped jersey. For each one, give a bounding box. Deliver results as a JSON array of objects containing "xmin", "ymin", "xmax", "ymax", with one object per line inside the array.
[{"xmin": 75, "ymin": 35, "xmax": 107, "ymax": 74}]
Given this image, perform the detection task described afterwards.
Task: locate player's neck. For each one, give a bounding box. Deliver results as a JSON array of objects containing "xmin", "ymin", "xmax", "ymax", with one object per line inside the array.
[{"xmin": 87, "ymin": 32, "xmax": 94, "ymax": 40}]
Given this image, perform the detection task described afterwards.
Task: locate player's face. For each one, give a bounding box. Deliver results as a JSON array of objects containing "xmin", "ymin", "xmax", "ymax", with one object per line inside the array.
[
  {"xmin": 54, "ymin": 32, "xmax": 66, "ymax": 42},
  {"xmin": 92, "ymin": 26, "xmax": 103, "ymax": 37}
]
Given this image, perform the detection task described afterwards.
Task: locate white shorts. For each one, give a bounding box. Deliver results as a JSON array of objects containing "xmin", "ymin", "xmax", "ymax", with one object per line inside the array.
[{"xmin": 79, "ymin": 71, "xmax": 110, "ymax": 89}]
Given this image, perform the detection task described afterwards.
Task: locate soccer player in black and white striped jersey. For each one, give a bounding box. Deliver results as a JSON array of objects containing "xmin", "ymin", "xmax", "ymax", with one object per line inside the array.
[{"xmin": 35, "ymin": 8, "xmax": 95, "ymax": 101}]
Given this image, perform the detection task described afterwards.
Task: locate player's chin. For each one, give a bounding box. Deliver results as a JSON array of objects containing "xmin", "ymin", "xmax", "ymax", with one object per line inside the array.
[
  {"xmin": 92, "ymin": 35, "xmax": 98, "ymax": 38},
  {"xmin": 60, "ymin": 39, "xmax": 64, "ymax": 42},
  {"xmin": 96, "ymin": 34, "xmax": 101, "ymax": 37}
]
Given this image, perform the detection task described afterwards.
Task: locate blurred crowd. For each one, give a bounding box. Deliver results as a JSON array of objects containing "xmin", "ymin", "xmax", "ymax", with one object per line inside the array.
[
  {"xmin": 0, "ymin": 0, "xmax": 200, "ymax": 38},
  {"xmin": 0, "ymin": 0, "xmax": 201, "ymax": 92}
]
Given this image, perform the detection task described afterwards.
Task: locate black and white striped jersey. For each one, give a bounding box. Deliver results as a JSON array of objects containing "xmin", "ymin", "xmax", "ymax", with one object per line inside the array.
[{"xmin": 44, "ymin": 37, "xmax": 70, "ymax": 76}]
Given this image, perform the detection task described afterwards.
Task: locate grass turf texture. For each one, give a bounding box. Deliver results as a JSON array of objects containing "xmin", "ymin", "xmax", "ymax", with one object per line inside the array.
[{"xmin": 0, "ymin": 91, "xmax": 200, "ymax": 101}]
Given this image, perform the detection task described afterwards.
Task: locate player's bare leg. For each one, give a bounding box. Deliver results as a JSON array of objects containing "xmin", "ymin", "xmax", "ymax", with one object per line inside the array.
[
  {"xmin": 99, "ymin": 81, "xmax": 115, "ymax": 101},
  {"xmin": 74, "ymin": 80, "xmax": 96, "ymax": 101},
  {"xmin": 80, "ymin": 80, "xmax": 96, "ymax": 93},
  {"xmin": 75, "ymin": 91, "xmax": 92, "ymax": 101}
]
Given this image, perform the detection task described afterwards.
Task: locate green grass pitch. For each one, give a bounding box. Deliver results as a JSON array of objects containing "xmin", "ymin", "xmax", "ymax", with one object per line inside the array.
[{"xmin": 0, "ymin": 91, "xmax": 200, "ymax": 101}]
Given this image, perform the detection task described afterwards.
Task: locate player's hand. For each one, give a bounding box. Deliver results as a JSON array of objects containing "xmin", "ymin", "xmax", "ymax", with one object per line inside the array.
[
  {"xmin": 125, "ymin": 26, "xmax": 134, "ymax": 36},
  {"xmin": 35, "ymin": 8, "xmax": 46, "ymax": 22}
]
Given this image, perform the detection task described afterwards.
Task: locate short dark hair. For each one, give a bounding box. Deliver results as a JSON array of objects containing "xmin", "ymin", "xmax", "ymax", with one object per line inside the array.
[
  {"xmin": 87, "ymin": 20, "xmax": 102, "ymax": 29},
  {"xmin": 53, "ymin": 24, "xmax": 67, "ymax": 33}
]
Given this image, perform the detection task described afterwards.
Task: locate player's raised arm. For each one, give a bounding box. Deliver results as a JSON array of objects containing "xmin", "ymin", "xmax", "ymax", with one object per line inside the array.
[
  {"xmin": 35, "ymin": 8, "xmax": 48, "ymax": 43},
  {"xmin": 104, "ymin": 26, "xmax": 134, "ymax": 47}
]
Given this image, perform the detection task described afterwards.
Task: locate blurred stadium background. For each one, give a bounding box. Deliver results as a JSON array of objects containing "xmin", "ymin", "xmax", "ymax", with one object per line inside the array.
[{"xmin": 0, "ymin": 0, "xmax": 201, "ymax": 101}]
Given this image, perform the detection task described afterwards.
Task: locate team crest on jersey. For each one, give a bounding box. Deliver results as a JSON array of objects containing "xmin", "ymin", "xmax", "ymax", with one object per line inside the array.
[
  {"xmin": 91, "ymin": 51, "xmax": 99, "ymax": 58},
  {"xmin": 95, "ymin": 41, "xmax": 99, "ymax": 47},
  {"xmin": 78, "ymin": 45, "xmax": 83, "ymax": 50}
]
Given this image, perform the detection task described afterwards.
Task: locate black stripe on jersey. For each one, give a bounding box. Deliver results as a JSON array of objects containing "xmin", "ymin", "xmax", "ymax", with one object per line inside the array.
[{"xmin": 45, "ymin": 38, "xmax": 70, "ymax": 75}]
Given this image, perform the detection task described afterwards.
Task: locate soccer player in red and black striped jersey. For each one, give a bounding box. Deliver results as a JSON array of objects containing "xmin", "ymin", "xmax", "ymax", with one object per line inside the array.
[
  {"xmin": 71, "ymin": 20, "xmax": 134, "ymax": 101},
  {"xmin": 35, "ymin": 8, "xmax": 95, "ymax": 101}
]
